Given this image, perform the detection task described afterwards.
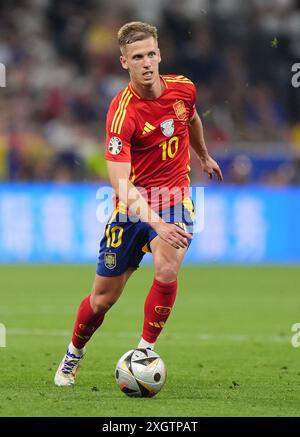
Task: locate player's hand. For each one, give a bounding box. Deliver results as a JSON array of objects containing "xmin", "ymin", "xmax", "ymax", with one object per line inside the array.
[
  {"xmin": 199, "ymin": 155, "xmax": 223, "ymax": 181},
  {"xmin": 154, "ymin": 222, "xmax": 193, "ymax": 249}
]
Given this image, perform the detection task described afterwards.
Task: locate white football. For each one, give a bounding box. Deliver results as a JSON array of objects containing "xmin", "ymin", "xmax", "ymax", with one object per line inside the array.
[{"xmin": 115, "ymin": 348, "xmax": 167, "ymax": 397}]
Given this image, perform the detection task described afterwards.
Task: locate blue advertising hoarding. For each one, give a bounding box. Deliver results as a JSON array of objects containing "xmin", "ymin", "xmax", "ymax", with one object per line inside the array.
[{"xmin": 0, "ymin": 183, "xmax": 299, "ymax": 264}]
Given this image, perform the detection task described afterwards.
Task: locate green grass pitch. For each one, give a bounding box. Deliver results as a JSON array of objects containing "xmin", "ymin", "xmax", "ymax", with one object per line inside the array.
[{"xmin": 0, "ymin": 265, "xmax": 299, "ymax": 417}]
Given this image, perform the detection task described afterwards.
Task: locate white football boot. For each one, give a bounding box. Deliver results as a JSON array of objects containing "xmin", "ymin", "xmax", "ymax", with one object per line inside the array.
[{"xmin": 54, "ymin": 346, "xmax": 86, "ymax": 386}]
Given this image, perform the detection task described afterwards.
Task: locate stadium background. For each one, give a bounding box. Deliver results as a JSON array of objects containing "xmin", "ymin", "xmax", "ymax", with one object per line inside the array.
[
  {"xmin": 0, "ymin": 0, "xmax": 300, "ymax": 418},
  {"xmin": 0, "ymin": 0, "xmax": 300, "ymax": 263}
]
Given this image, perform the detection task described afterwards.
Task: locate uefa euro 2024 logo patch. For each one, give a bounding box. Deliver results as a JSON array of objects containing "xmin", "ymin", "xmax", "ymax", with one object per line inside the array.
[
  {"xmin": 108, "ymin": 136, "xmax": 122, "ymax": 155},
  {"xmin": 160, "ymin": 119, "xmax": 174, "ymax": 137}
]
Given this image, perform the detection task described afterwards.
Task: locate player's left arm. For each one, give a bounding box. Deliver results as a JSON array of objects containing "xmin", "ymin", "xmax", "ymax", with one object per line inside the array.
[{"xmin": 188, "ymin": 110, "xmax": 223, "ymax": 181}]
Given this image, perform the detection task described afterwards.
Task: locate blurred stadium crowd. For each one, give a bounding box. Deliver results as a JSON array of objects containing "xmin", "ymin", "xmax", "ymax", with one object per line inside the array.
[{"xmin": 0, "ymin": 0, "xmax": 300, "ymax": 184}]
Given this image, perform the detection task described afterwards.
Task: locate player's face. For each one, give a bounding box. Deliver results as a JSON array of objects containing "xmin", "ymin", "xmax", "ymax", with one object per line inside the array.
[{"xmin": 120, "ymin": 37, "xmax": 161, "ymax": 86}]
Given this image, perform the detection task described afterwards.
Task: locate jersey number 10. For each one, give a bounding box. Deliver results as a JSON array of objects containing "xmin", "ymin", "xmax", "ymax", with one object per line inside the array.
[{"xmin": 159, "ymin": 136, "xmax": 179, "ymax": 161}]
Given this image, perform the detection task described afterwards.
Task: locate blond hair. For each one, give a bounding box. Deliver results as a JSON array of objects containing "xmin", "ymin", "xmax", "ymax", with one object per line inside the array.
[{"xmin": 117, "ymin": 21, "xmax": 158, "ymax": 53}]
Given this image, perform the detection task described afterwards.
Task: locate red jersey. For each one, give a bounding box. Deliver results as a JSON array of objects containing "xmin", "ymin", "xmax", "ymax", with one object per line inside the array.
[{"xmin": 105, "ymin": 75, "xmax": 196, "ymax": 210}]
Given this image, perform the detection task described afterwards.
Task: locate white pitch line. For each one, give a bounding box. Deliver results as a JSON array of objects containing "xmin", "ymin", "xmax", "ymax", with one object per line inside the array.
[
  {"xmin": 8, "ymin": 328, "xmax": 70, "ymax": 337},
  {"xmin": 6, "ymin": 328, "xmax": 290, "ymax": 343}
]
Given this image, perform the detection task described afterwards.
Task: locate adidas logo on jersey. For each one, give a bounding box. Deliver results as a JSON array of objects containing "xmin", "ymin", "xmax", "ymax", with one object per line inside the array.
[{"xmin": 142, "ymin": 122, "xmax": 156, "ymax": 135}]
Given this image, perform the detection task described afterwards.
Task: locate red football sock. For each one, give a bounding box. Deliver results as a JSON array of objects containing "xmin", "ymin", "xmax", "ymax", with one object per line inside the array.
[
  {"xmin": 142, "ymin": 278, "xmax": 178, "ymax": 343},
  {"xmin": 71, "ymin": 295, "xmax": 105, "ymax": 349}
]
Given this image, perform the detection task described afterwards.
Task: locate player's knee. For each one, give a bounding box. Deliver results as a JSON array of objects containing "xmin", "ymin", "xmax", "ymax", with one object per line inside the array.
[
  {"xmin": 154, "ymin": 264, "xmax": 178, "ymax": 283},
  {"xmin": 91, "ymin": 293, "xmax": 118, "ymax": 315}
]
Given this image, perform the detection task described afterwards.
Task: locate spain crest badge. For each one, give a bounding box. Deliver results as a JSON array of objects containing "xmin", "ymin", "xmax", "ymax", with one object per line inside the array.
[
  {"xmin": 104, "ymin": 252, "xmax": 116, "ymax": 269},
  {"xmin": 173, "ymin": 100, "xmax": 187, "ymax": 121}
]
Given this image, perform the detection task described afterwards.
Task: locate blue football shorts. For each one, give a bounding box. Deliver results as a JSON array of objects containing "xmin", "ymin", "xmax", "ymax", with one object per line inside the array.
[{"xmin": 96, "ymin": 198, "xmax": 194, "ymax": 277}]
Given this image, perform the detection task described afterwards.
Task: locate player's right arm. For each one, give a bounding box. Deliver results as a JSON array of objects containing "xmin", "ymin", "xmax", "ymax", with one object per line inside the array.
[{"xmin": 106, "ymin": 161, "xmax": 192, "ymax": 249}]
